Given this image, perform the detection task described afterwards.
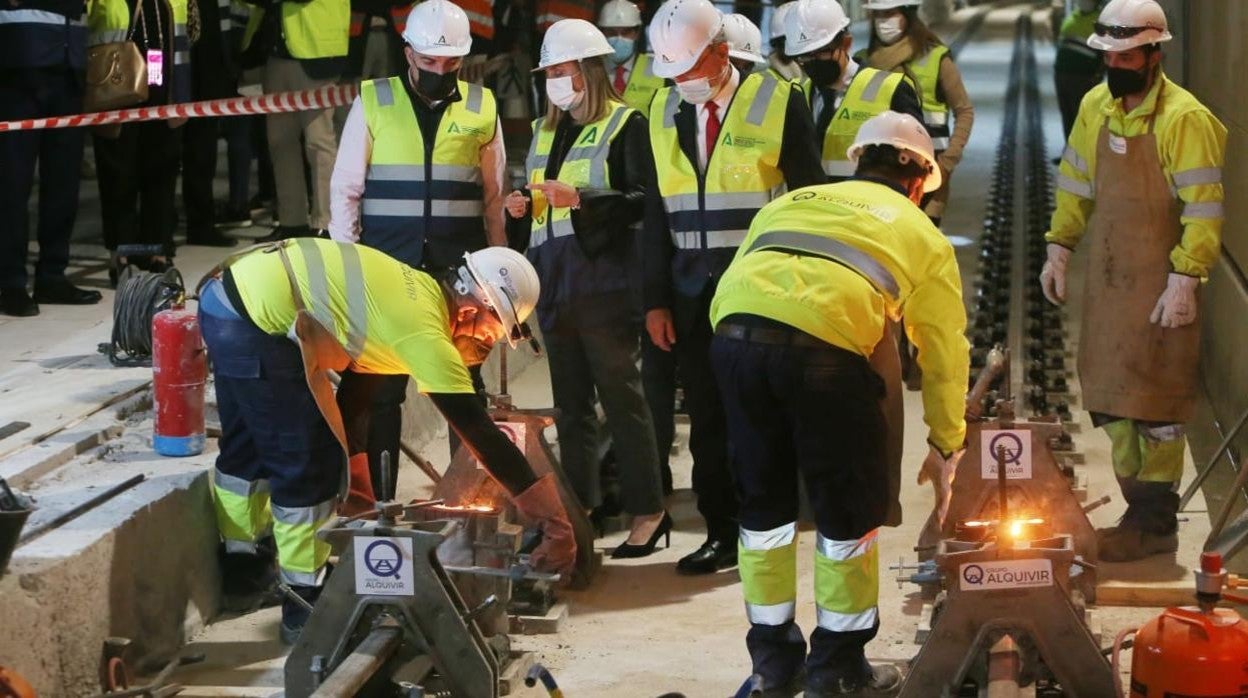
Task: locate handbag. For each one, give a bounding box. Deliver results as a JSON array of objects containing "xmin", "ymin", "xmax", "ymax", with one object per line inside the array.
[{"xmin": 84, "ymin": 1, "xmax": 155, "ymax": 112}]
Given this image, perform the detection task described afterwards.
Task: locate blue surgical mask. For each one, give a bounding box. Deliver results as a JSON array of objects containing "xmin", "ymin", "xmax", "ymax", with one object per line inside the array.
[{"xmin": 606, "ymin": 36, "xmax": 635, "ymax": 65}]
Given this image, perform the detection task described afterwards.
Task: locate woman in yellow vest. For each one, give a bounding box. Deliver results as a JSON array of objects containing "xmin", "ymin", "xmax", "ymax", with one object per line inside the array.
[
  {"xmin": 504, "ymin": 19, "xmax": 671, "ymax": 558},
  {"xmin": 859, "ymin": 0, "xmax": 974, "ymax": 226}
]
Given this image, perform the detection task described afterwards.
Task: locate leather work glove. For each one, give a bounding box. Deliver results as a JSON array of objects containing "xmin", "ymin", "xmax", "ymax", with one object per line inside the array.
[
  {"xmin": 511, "ymin": 474, "xmax": 577, "ymax": 577},
  {"xmin": 340, "ymin": 452, "xmax": 377, "ymax": 517},
  {"xmin": 1149, "ymin": 273, "xmax": 1199, "ymax": 328},
  {"xmin": 1038, "ymin": 243, "xmax": 1072, "ymax": 306},
  {"xmin": 917, "ymin": 446, "xmax": 965, "ymax": 528}
]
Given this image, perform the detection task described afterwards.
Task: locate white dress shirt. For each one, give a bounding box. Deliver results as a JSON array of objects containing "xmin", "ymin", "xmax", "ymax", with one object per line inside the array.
[{"xmin": 694, "ymin": 66, "xmax": 741, "ymax": 172}]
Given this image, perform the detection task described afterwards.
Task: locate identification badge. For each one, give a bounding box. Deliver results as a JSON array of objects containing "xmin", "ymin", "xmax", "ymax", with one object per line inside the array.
[
  {"xmin": 146, "ymin": 49, "xmax": 164, "ymax": 86},
  {"xmin": 1108, "ymin": 133, "xmax": 1127, "ymax": 155}
]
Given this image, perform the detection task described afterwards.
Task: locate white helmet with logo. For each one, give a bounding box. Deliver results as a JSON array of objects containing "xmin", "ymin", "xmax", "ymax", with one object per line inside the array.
[
  {"xmin": 457, "ymin": 247, "xmax": 540, "ymax": 348},
  {"xmin": 647, "ymin": 0, "xmax": 724, "ymax": 79},
  {"xmin": 724, "ymin": 14, "xmax": 765, "ymax": 65},
  {"xmin": 847, "ymin": 111, "xmax": 942, "ymax": 193},
  {"xmin": 402, "ymin": 0, "xmax": 472, "ymax": 57},
  {"xmin": 598, "ymin": 0, "xmax": 642, "ymax": 28},
  {"xmin": 1086, "ymin": 0, "xmax": 1171, "ymax": 52},
  {"xmin": 535, "ymin": 19, "xmax": 614, "ymax": 70},
  {"xmin": 769, "ymin": 1, "xmax": 796, "ymax": 41},
  {"xmin": 862, "ymin": 0, "xmax": 920, "ymax": 9},
  {"xmin": 785, "ymin": 0, "xmax": 850, "ymax": 58}
]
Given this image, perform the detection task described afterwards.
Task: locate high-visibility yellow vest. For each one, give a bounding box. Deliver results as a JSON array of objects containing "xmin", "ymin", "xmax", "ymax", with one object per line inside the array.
[
  {"xmin": 821, "ymin": 67, "xmax": 905, "ymax": 179},
  {"xmin": 359, "ymin": 76, "xmax": 497, "ymax": 269},
  {"xmin": 241, "ymin": 0, "xmax": 348, "ymax": 59},
  {"xmin": 1055, "ymin": 10, "xmax": 1101, "ymax": 74},
  {"xmin": 908, "ymin": 44, "xmax": 951, "ymax": 150},
  {"xmin": 619, "ymin": 53, "xmax": 664, "ymax": 114},
  {"xmin": 87, "ymin": 0, "xmax": 191, "ymax": 101},
  {"xmin": 648, "ymin": 71, "xmax": 789, "ymax": 252},
  {"xmin": 710, "ymin": 179, "xmax": 969, "ymax": 454},
  {"xmin": 525, "ymin": 101, "xmax": 633, "ymax": 249}
]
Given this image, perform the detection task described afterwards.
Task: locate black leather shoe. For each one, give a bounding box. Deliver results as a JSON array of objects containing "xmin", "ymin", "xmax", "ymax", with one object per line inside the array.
[
  {"xmin": 187, "ymin": 228, "xmax": 238, "ymax": 247},
  {"xmin": 33, "ymin": 278, "xmax": 102, "ymax": 305},
  {"xmin": 676, "ymin": 537, "xmax": 737, "ymax": 575},
  {"xmin": 0, "ymin": 288, "xmax": 39, "ymax": 317},
  {"xmin": 612, "ymin": 512, "xmax": 673, "ymax": 559}
]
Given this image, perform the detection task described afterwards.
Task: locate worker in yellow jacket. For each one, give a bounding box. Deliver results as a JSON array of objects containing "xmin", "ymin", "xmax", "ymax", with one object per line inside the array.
[
  {"xmin": 1040, "ymin": 0, "xmax": 1226, "ymax": 562},
  {"xmin": 710, "ymin": 111, "xmax": 968, "ymax": 696}
]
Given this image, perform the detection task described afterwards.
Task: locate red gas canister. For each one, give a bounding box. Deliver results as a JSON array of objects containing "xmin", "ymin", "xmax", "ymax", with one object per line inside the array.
[{"xmin": 151, "ymin": 303, "xmax": 207, "ymax": 456}]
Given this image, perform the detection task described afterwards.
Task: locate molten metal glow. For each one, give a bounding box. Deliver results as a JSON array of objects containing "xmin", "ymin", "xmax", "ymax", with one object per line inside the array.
[{"xmin": 433, "ymin": 503, "xmax": 499, "ymax": 513}]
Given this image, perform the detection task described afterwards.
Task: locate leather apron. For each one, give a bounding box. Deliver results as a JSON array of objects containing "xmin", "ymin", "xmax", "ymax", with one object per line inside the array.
[
  {"xmin": 1077, "ymin": 102, "xmax": 1200, "ymax": 423},
  {"xmin": 871, "ymin": 322, "xmax": 905, "ymax": 527}
]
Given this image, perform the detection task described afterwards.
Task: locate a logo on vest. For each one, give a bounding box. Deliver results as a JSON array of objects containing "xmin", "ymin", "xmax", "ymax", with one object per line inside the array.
[
  {"xmin": 447, "ymin": 121, "xmax": 486, "ymax": 136},
  {"xmin": 720, "ymin": 131, "xmax": 764, "ymax": 148},
  {"xmin": 578, "ymin": 126, "xmax": 599, "ymax": 145}
]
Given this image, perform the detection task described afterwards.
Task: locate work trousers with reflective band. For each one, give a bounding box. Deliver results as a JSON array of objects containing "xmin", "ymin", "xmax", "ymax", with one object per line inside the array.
[
  {"xmin": 200, "ymin": 279, "xmax": 340, "ymax": 587},
  {"xmin": 1097, "ymin": 416, "xmax": 1186, "ymax": 484}
]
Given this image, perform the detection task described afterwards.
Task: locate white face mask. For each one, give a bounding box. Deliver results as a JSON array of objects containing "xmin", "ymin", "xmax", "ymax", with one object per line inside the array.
[
  {"xmin": 676, "ymin": 76, "xmax": 716, "ymax": 104},
  {"xmin": 546, "ymin": 75, "xmax": 583, "ymax": 111},
  {"xmin": 875, "ymin": 16, "xmax": 905, "ymax": 45}
]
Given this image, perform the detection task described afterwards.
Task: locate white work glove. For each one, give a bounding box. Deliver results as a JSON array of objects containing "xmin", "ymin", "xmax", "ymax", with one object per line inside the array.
[
  {"xmin": 1149, "ymin": 273, "xmax": 1200, "ymax": 328},
  {"xmin": 1038, "ymin": 243, "xmax": 1072, "ymax": 306},
  {"xmin": 918, "ymin": 445, "xmax": 965, "ymax": 528}
]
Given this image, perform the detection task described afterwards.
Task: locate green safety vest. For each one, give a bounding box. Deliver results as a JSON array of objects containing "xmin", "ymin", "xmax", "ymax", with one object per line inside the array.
[
  {"xmin": 649, "ymin": 71, "xmax": 790, "ymax": 251},
  {"xmin": 241, "ymin": 0, "xmax": 348, "ymax": 59},
  {"xmin": 619, "ymin": 54, "xmax": 665, "ymax": 114},
  {"xmin": 821, "ymin": 67, "xmax": 905, "ymax": 178},
  {"xmin": 907, "ymin": 44, "xmax": 951, "ymax": 150}
]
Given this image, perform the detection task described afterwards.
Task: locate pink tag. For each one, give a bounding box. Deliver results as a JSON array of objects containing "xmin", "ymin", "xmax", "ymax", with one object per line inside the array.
[{"xmin": 146, "ymin": 49, "xmax": 164, "ymax": 86}]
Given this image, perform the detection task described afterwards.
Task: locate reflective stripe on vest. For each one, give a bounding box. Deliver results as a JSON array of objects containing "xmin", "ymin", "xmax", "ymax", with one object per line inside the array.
[
  {"xmin": 621, "ymin": 53, "xmax": 665, "ymax": 114},
  {"xmin": 0, "ymin": 8, "xmax": 80, "ymax": 25},
  {"xmin": 291, "ymin": 238, "xmax": 370, "ymax": 358},
  {"xmin": 744, "ymin": 230, "xmax": 901, "ymax": 300},
  {"xmin": 822, "ymin": 67, "xmax": 903, "ymax": 178},
  {"xmin": 360, "ymin": 76, "xmax": 495, "ymax": 265},
  {"xmin": 909, "ymin": 45, "xmax": 951, "ymax": 148},
  {"xmin": 526, "ymin": 102, "xmax": 633, "ymax": 249},
  {"xmin": 650, "ymin": 71, "xmax": 789, "ymax": 251}
]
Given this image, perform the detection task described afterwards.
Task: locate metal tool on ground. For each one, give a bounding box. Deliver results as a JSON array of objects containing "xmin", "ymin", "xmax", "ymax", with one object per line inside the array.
[
  {"xmin": 17, "ymin": 474, "xmax": 146, "ymax": 544},
  {"xmin": 91, "ymin": 652, "xmax": 205, "ymax": 698},
  {"xmin": 1178, "ymin": 404, "xmax": 1248, "ymax": 511}
]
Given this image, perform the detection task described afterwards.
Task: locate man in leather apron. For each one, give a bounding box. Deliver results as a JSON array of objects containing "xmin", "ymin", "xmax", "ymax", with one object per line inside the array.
[{"xmin": 1040, "ymin": 0, "xmax": 1226, "ymax": 562}]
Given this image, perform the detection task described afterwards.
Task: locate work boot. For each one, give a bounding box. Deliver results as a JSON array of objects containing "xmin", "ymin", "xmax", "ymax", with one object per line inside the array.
[
  {"xmin": 279, "ymin": 584, "xmax": 322, "ymax": 645},
  {"xmin": 806, "ymin": 664, "xmax": 902, "ymax": 697},
  {"xmin": 1099, "ymin": 485, "xmax": 1179, "ymax": 563},
  {"xmin": 219, "ymin": 538, "xmax": 279, "ymax": 612},
  {"xmin": 1099, "ymin": 528, "xmax": 1179, "ymax": 562}
]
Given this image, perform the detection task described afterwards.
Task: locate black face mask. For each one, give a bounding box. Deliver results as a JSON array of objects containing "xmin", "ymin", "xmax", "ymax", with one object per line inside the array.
[
  {"xmin": 416, "ymin": 67, "xmax": 459, "ymax": 100},
  {"xmin": 1106, "ymin": 66, "xmax": 1148, "ymax": 99},
  {"xmin": 803, "ymin": 57, "xmax": 843, "ymax": 88}
]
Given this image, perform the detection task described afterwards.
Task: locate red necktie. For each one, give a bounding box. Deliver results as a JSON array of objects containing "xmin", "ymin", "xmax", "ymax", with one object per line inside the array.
[
  {"xmin": 614, "ymin": 65, "xmax": 627, "ymax": 94},
  {"xmin": 704, "ymin": 100, "xmax": 721, "ymax": 164}
]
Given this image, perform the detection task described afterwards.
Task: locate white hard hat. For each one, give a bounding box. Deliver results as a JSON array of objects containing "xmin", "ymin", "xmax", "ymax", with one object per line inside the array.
[
  {"xmin": 724, "ymin": 14, "xmax": 766, "ymax": 65},
  {"xmin": 784, "ymin": 0, "xmax": 850, "ymax": 57},
  {"xmin": 535, "ymin": 19, "xmax": 614, "ymax": 71},
  {"xmin": 648, "ymin": 0, "xmax": 724, "ymax": 79},
  {"xmin": 769, "ymin": 1, "xmax": 796, "ymax": 41},
  {"xmin": 402, "ymin": 0, "xmax": 472, "ymax": 57},
  {"xmin": 598, "ymin": 0, "xmax": 642, "ymax": 28},
  {"xmin": 1086, "ymin": 0, "xmax": 1171, "ymax": 52},
  {"xmin": 862, "ymin": 0, "xmax": 920, "ymax": 9},
  {"xmin": 459, "ymin": 247, "xmax": 540, "ymax": 348},
  {"xmin": 847, "ymin": 111, "xmax": 943, "ymax": 193}
]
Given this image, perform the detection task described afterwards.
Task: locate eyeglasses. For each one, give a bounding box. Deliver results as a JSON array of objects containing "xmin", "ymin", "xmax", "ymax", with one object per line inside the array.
[{"xmin": 1093, "ymin": 23, "xmax": 1159, "ymax": 38}]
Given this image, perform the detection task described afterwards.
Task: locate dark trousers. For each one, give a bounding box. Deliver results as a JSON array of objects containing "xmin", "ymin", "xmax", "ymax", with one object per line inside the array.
[
  {"xmin": 0, "ymin": 67, "xmax": 84, "ymax": 288},
  {"xmin": 673, "ymin": 286, "xmax": 738, "ymax": 541},
  {"xmin": 337, "ymin": 365, "xmax": 486, "ymax": 500},
  {"xmin": 182, "ymin": 116, "xmax": 221, "ymax": 236},
  {"xmin": 712, "ymin": 329, "xmax": 888, "ymax": 688},
  {"xmin": 223, "ymin": 115, "xmax": 253, "ymax": 210},
  {"xmin": 641, "ymin": 332, "xmax": 676, "ymax": 490},
  {"xmin": 94, "ymin": 121, "xmax": 184, "ymax": 256},
  {"xmin": 1055, "ymin": 70, "xmax": 1102, "ymax": 141},
  {"xmin": 545, "ymin": 315, "xmax": 664, "ymax": 516}
]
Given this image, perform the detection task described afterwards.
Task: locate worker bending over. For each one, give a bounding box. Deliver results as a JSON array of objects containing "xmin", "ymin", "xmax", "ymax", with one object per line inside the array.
[
  {"xmin": 199, "ymin": 238, "xmax": 576, "ymax": 643},
  {"xmin": 1040, "ymin": 0, "xmax": 1225, "ymax": 562},
  {"xmin": 643, "ymin": 0, "xmax": 824, "ymax": 576},
  {"xmin": 784, "ymin": 0, "xmax": 922, "ymax": 180},
  {"xmin": 710, "ymin": 112, "xmax": 969, "ymax": 696}
]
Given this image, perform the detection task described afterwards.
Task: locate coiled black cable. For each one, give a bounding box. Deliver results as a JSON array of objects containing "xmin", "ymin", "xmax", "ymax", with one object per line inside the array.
[{"xmin": 100, "ymin": 266, "xmax": 185, "ymax": 367}]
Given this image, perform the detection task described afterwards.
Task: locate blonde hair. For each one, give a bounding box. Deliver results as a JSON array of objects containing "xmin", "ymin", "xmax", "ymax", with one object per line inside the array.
[{"xmin": 543, "ymin": 56, "xmax": 621, "ymax": 130}]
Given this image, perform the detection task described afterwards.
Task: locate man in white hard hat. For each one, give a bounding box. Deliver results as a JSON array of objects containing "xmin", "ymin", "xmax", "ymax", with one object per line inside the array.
[
  {"xmin": 598, "ymin": 0, "xmax": 665, "ymax": 112},
  {"xmin": 329, "ymin": 0, "xmax": 508, "ymax": 497},
  {"xmin": 199, "ymin": 238, "xmax": 575, "ymax": 644},
  {"xmin": 766, "ymin": 1, "xmax": 805, "ymax": 83},
  {"xmin": 1040, "ymin": 0, "xmax": 1226, "ymax": 562},
  {"xmin": 643, "ymin": 0, "xmax": 824, "ymax": 576},
  {"xmin": 785, "ymin": 0, "xmax": 922, "ymax": 179},
  {"xmin": 723, "ymin": 13, "xmax": 766, "ymax": 76},
  {"xmin": 711, "ymin": 111, "xmax": 968, "ymax": 697}
]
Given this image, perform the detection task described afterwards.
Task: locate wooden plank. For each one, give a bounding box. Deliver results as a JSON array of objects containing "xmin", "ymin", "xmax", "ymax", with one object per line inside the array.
[
  {"xmin": 509, "ymin": 602, "xmax": 568, "ymax": 636},
  {"xmin": 498, "ymin": 650, "xmax": 536, "ymax": 696},
  {"xmin": 1095, "ymin": 507, "xmax": 1212, "ymax": 608}
]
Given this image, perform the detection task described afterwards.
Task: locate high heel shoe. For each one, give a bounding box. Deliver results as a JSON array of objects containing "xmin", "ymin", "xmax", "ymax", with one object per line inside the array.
[{"xmin": 611, "ymin": 512, "xmax": 673, "ymax": 559}]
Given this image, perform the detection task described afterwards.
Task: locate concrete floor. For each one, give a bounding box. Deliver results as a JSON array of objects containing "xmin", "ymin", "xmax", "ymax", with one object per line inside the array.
[{"xmin": 0, "ymin": 3, "xmax": 1229, "ymax": 697}]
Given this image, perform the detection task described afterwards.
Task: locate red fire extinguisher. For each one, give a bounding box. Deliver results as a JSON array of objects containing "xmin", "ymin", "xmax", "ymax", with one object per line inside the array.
[{"xmin": 152, "ymin": 301, "xmax": 207, "ymax": 456}]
